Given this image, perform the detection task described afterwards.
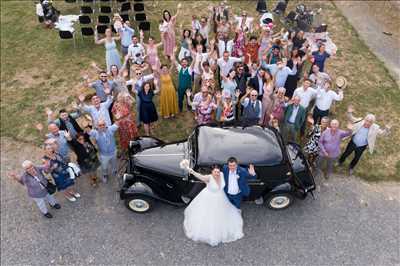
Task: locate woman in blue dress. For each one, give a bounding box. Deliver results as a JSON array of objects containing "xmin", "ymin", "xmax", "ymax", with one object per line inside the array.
[
  {"xmin": 95, "ymin": 27, "xmax": 122, "ymax": 74},
  {"xmin": 134, "ymin": 81, "xmax": 160, "ymax": 136},
  {"xmin": 43, "ymin": 144, "xmax": 80, "ymax": 202}
]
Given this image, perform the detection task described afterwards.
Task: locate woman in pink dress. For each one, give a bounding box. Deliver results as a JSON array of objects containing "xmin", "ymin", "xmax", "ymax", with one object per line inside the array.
[
  {"xmin": 140, "ymin": 31, "xmax": 162, "ymax": 73},
  {"xmin": 160, "ymin": 4, "xmax": 182, "ymax": 60},
  {"xmin": 260, "ymin": 70, "xmax": 275, "ymax": 126}
]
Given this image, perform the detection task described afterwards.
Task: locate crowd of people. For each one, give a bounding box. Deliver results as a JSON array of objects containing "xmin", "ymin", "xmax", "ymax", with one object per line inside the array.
[{"xmin": 10, "ymin": 1, "xmax": 391, "ymax": 221}]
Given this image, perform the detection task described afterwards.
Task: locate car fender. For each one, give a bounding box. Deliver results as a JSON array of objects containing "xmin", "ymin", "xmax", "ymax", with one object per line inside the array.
[
  {"xmin": 129, "ymin": 137, "xmax": 164, "ymax": 154},
  {"xmin": 269, "ymin": 182, "xmax": 292, "ymax": 194},
  {"xmin": 126, "ymin": 181, "xmax": 156, "ymax": 197}
]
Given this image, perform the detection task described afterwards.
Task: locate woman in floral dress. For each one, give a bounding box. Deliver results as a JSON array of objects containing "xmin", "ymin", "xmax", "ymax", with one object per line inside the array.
[
  {"xmin": 304, "ymin": 116, "xmax": 330, "ymax": 167},
  {"xmin": 112, "ymin": 93, "xmax": 139, "ymax": 151}
]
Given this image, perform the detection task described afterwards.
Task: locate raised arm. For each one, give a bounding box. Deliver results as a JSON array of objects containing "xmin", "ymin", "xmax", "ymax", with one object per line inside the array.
[
  {"xmin": 188, "ymin": 168, "xmax": 210, "ymax": 183},
  {"xmin": 94, "ymin": 29, "xmax": 105, "ymax": 45}
]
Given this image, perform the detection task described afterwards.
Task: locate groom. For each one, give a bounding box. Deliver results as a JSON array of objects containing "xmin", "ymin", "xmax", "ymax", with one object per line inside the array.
[{"xmin": 222, "ymin": 157, "xmax": 256, "ymax": 209}]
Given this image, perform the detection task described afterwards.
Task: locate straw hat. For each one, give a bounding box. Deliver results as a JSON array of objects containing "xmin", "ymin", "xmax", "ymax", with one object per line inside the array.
[{"xmin": 335, "ymin": 76, "xmax": 347, "ymax": 89}]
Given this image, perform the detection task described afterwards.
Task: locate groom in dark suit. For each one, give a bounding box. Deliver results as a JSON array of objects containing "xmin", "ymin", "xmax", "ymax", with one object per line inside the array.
[{"xmin": 222, "ymin": 157, "xmax": 256, "ymax": 209}]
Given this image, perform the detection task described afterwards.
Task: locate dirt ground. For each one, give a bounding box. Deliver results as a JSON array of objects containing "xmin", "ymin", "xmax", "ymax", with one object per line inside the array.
[{"xmin": 334, "ymin": 1, "xmax": 400, "ymax": 86}]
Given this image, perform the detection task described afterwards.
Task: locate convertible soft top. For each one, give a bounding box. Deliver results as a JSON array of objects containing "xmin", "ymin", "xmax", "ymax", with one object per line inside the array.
[{"xmin": 196, "ymin": 126, "xmax": 284, "ymax": 166}]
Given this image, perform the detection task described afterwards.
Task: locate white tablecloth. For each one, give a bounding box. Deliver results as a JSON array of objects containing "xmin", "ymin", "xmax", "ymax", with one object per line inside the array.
[{"xmin": 55, "ymin": 15, "xmax": 79, "ymax": 32}]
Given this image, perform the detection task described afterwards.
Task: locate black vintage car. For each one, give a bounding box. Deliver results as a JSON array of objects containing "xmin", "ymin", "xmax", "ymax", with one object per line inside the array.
[{"xmin": 120, "ymin": 125, "xmax": 316, "ymax": 213}]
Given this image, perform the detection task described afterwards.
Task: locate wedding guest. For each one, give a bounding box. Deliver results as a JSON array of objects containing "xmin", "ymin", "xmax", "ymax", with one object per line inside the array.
[
  {"xmin": 134, "ymin": 81, "xmax": 160, "ymax": 135},
  {"xmin": 42, "ymin": 144, "xmax": 80, "ymax": 202},
  {"xmin": 266, "ymin": 45, "xmax": 282, "ymax": 64},
  {"xmin": 248, "ymin": 68, "xmax": 266, "ymax": 100},
  {"xmin": 108, "ymin": 61, "xmax": 130, "ymax": 98},
  {"xmin": 178, "ymin": 28, "xmax": 192, "ymax": 61},
  {"xmin": 94, "ymin": 27, "xmax": 121, "ymax": 73},
  {"xmin": 191, "ymin": 33, "xmax": 207, "ymax": 53},
  {"xmin": 187, "ymin": 87, "xmax": 216, "ymax": 125},
  {"xmin": 46, "ymin": 108, "xmax": 82, "ymax": 139},
  {"xmin": 160, "ymin": 4, "xmax": 181, "ymax": 60},
  {"xmin": 217, "ymin": 51, "xmax": 244, "ymax": 80},
  {"xmin": 317, "ymin": 119, "xmax": 351, "ymax": 179},
  {"xmin": 309, "ymin": 64, "xmax": 330, "ymax": 89},
  {"xmin": 126, "ymin": 68, "xmax": 155, "ymax": 125},
  {"xmin": 258, "ymin": 27, "xmax": 273, "ymax": 60},
  {"xmin": 284, "ymin": 49, "xmax": 303, "ymax": 98},
  {"xmin": 84, "ymin": 71, "xmax": 117, "ymax": 103},
  {"xmin": 304, "ymin": 116, "xmax": 330, "ymax": 166},
  {"xmin": 231, "ymin": 29, "xmax": 246, "ymax": 58},
  {"xmin": 240, "ymin": 88, "xmax": 262, "ymax": 126},
  {"xmin": 9, "ymin": 160, "xmax": 61, "ymax": 219},
  {"xmin": 234, "ymin": 11, "xmax": 254, "ymax": 33},
  {"xmin": 112, "ymin": 93, "xmax": 139, "ymax": 151},
  {"xmin": 66, "ymin": 132, "xmax": 100, "ymax": 187},
  {"xmin": 87, "ymin": 119, "xmax": 118, "ymax": 183},
  {"xmin": 283, "ymin": 96, "xmax": 306, "ymax": 142},
  {"xmin": 270, "ymin": 87, "xmax": 287, "ymax": 125},
  {"xmin": 338, "ymin": 106, "xmax": 391, "ymax": 175},
  {"xmin": 293, "ymin": 79, "xmax": 317, "ymax": 110},
  {"xmin": 172, "ymin": 51, "xmax": 195, "ymax": 112},
  {"xmin": 260, "ymin": 71, "xmax": 275, "ymax": 126},
  {"xmin": 221, "ymin": 69, "xmax": 238, "ymax": 101},
  {"xmin": 140, "ymin": 32, "xmax": 162, "ymax": 72},
  {"xmin": 313, "ymin": 80, "xmax": 344, "ymax": 123},
  {"xmin": 262, "ymin": 58, "xmax": 298, "ymax": 89},
  {"xmin": 312, "ymin": 44, "xmax": 331, "ymax": 72},
  {"xmin": 244, "ymin": 36, "xmax": 260, "ymax": 64},
  {"xmin": 127, "ymin": 35, "xmax": 145, "ymax": 65},
  {"xmin": 118, "ymin": 21, "xmax": 135, "ymax": 56},
  {"xmin": 192, "ymin": 44, "xmax": 210, "ymax": 91},
  {"xmin": 216, "ymin": 90, "xmax": 240, "ymax": 125},
  {"xmin": 79, "ymin": 94, "xmax": 113, "ymax": 127},
  {"xmin": 35, "ymin": 122, "xmax": 71, "ymax": 162},
  {"xmin": 198, "ymin": 13, "xmax": 212, "ymax": 42},
  {"xmin": 159, "ymin": 64, "xmax": 179, "ymax": 118},
  {"xmin": 217, "ymin": 32, "xmax": 234, "ymax": 57}
]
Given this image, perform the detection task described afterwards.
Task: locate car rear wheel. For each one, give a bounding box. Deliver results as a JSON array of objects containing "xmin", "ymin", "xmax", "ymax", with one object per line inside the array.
[
  {"xmin": 266, "ymin": 193, "xmax": 293, "ymax": 210},
  {"xmin": 124, "ymin": 195, "xmax": 154, "ymax": 213}
]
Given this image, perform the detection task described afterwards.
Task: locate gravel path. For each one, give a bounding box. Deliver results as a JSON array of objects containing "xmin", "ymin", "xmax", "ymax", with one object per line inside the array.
[
  {"xmin": 334, "ymin": 1, "xmax": 400, "ymax": 86},
  {"xmin": 1, "ymin": 138, "xmax": 399, "ymax": 265}
]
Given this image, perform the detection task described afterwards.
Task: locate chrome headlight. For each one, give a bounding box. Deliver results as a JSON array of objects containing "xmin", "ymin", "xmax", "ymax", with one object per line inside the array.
[{"xmin": 123, "ymin": 173, "xmax": 134, "ymax": 183}]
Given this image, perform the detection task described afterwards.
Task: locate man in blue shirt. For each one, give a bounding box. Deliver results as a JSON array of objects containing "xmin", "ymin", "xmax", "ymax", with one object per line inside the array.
[
  {"xmin": 118, "ymin": 21, "xmax": 135, "ymax": 56},
  {"xmin": 88, "ymin": 119, "xmax": 119, "ymax": 183}
]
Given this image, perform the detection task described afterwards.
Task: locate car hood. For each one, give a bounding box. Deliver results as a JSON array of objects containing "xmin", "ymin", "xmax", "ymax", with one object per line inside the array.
[{"xmin": 133, "ymin": 142, "xmax": 187, "ymax": 177}]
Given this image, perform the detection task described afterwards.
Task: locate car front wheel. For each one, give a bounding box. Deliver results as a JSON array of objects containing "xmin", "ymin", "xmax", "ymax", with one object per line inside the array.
[
  {"xmin": 125, "ymin": 195, "xmax": 154, "ymax": 213},
  {"xmin": 266, "ymin": 193, "xmax": 293, "ymax": 210}
]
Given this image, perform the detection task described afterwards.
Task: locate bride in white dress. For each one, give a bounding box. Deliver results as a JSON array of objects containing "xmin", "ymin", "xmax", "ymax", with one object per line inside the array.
[{"xmin": 180, "ymin": 160, "xmax": 244, "ymax": 246}]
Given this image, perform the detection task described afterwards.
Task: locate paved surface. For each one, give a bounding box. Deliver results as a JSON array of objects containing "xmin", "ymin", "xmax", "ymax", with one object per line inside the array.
[
  {"xmin": 1, "ymin": 138, "xmax": 399, "ymax": 265},
  {"xmin": 334, "ymin": 1, "xmax": 400, "ymax": 86}
]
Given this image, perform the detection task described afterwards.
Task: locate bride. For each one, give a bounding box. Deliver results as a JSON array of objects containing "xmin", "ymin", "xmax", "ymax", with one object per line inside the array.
[{"xmin": 180, "ymin": 160, "xmax": 244, "ymax": 246}]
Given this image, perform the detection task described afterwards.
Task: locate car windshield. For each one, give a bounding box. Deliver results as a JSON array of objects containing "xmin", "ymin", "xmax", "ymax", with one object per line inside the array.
[{"xmin": 187, "ymin": 132, "xmax": 197, "ymax": 168}]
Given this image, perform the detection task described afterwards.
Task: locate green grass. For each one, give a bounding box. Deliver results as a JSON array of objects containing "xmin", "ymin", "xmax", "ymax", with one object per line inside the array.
[{"xmin": 1, "ymin": 1, "xmax": 399, "ymax": 181}]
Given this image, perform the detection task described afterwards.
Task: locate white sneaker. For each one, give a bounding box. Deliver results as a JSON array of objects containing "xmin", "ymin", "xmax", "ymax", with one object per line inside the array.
[
  {"xmin": 66, "ymin": 196, "xmax": 76, "ymax": 202},
  {"xmin": 255, "ymin": 197, "xmax": 264, "ymax": 205},
  {"xmin": 73, "ymin": 193, "xmax": 81, "ymax": 198}
]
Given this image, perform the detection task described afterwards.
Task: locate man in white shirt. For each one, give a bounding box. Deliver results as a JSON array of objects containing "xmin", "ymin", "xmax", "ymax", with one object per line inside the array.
[
  {"xmin": 293, "ymin": 79, "xmax": 317, "ymax": 110},
  {"xmin": 192, "ymin": 44, "xmax": 210, "ymax": 91},
  {"xmin": 293, "ymin": 79, "xmax": 317, "ymax": 137},
  {"xmin": 217, "ymin": 32, "xmax": 234, "ymax": 57},
  {"xmin": 313, "ymin": 80, "xmax": 343, "ymax": 123},
  {"xmin": 217, "ymin": 51, "xmax": 243, "ymax": 79},
  {"xmin": 127, "ymin": 35, "xmax": 145, "ymax": 65}
]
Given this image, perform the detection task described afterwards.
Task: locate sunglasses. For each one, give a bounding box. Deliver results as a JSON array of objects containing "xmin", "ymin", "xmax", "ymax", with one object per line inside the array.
[
  {"xmin": 136, "ymin": 73, "xmax": 142, "ymax": 75},
  {"xmin": 251, "ymin": 94, "xmax": 257, "ymax": 96},
  {"xmin": 100, "ymin": 76, "xmax": 108, "ymax": 78}
]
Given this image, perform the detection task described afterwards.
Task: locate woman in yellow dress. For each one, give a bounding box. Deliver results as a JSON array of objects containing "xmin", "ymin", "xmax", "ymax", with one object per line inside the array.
[{"xmin": 159, "ymin": 64, "xmax": 179, "ymax": 118}]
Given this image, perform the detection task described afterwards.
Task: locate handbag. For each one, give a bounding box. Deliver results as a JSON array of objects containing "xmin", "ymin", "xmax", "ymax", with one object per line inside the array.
[
  {"xmin": 67, "ymin": 162, "xmax": 81, "ymax": 179},
  {"xmin": 33, "ymin": 175, "xmax": 57, "ymax": 195}
]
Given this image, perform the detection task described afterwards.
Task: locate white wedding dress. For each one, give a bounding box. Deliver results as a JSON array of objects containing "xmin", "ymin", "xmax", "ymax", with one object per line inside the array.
[{"xmin": 183, "ymin": 172, "xmax": 244, "ymax": 246}]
